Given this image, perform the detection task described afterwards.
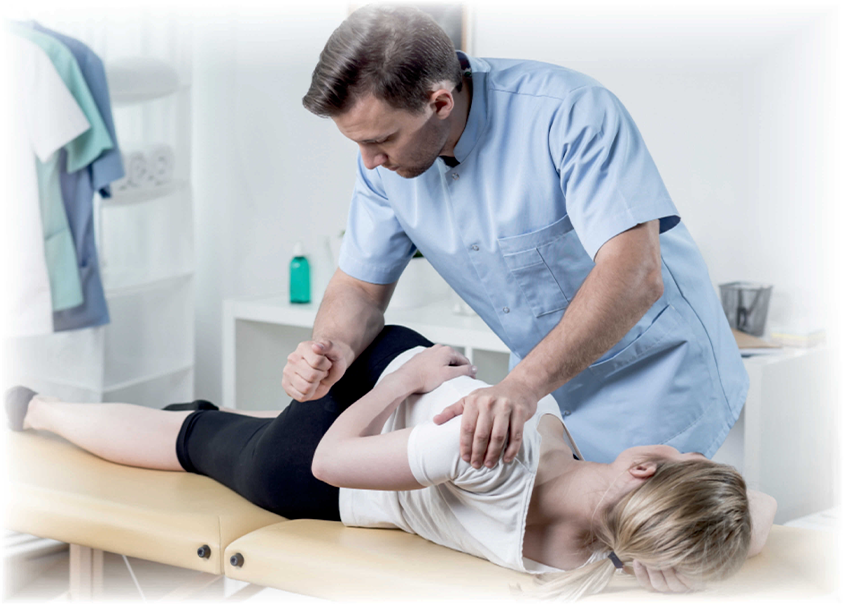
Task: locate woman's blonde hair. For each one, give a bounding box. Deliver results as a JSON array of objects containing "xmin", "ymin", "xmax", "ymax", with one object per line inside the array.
[{"xmin": 526, "ymin": 458, "xmax": 752, "ymax": 600}]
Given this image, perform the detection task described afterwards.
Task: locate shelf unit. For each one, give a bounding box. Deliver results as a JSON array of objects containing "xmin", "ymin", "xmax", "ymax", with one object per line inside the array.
[
  {"xmin": 97, "ymin": 55, "xmax": 195, "ymax": 406},
  {"xmin": 4, "ymin": 51, "xmax": 195, "ymax": 408},
  {"xmin": 104, "ymin": 179, "xmax": 188, "ymax": 206}
]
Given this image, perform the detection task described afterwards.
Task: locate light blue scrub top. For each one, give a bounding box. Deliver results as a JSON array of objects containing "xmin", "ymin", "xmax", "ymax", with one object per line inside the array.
[
  {"xmin": 30, "ymin": 21, "xmax": 124, "ymax": 331},
  {"xmin": 338, "ymin": 53, "xmax": 749, "ymax": 463}
]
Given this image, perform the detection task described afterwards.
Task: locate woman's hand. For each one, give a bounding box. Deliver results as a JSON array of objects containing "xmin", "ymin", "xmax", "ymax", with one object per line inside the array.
[
  {"xmin": 630, "ymin": 561, "xmax": 698, "ymax": 593},
  {"xmin": 747, "ymin": 489, "xmax": 777, "ymax": 557},
  {"xmin": 397, "ymin": 345, "xmax": 477, "ymax": 393}
]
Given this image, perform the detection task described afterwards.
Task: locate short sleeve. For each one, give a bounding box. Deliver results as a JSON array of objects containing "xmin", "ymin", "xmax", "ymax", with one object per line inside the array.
[
  {"xmin": 551, "ymin": 86, "xmax": 681, "ymax": 260},
  {"xmin": 61, "ymin": 55, "xmax": 113, "ymax": 173},
  {"xmin": 338, "ymin": 155, "xmax": 416, "ymax": 284},
  {"xmin": 407, "ymin": 419, "xmax": 463, "ymax": 487},
  {"xmin": 17, "ymin": 38, "xmax": 90, "ymax": 162},
  {"xmin": 78, "ymin": 51, "xmax": 124, "ymax": 194}
]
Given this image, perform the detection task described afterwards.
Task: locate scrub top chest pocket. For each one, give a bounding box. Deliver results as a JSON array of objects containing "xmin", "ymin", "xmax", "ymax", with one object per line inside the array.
[{"xmin": 498, "ymin": 215, "xmax": 595, "ymax": 318}]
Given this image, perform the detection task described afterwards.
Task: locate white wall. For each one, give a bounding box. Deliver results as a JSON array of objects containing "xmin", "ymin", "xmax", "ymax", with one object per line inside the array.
[
  {"xmin": 191, "ymin": 1, "xmax": 841, "ymax": 404},
  {"xmin": 742, "ymin": 16, "xmax": 840, "ymax": 337},
  {"xmin": 472, "ymin": 1, "xmax": 840, "ymax": 333},
  {"xmin": 192, "ymin": 3, "xmax": 358, "ymax": 399}
]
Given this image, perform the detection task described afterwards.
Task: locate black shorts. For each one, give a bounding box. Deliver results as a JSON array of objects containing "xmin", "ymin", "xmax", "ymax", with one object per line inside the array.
[{"xmin": 175, "ymin": 325, "xmax": 433, "ymax": 520}]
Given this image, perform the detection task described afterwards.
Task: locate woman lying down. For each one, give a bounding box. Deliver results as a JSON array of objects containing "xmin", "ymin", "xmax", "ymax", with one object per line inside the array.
[{"xmin": 6, "ymin": 326, "xmax": 776, "ymax": 600}]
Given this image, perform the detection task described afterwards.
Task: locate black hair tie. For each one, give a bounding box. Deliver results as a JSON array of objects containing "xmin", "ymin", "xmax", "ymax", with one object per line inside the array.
[{"xmin": 608, "ymin": 552, "xmax": 624, "ymax": 570}]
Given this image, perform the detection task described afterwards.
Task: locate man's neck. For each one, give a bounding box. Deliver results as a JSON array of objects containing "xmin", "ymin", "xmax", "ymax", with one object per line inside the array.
[{"xmin": 440, "ymin": 72, "xmax": 473, "ymax": 158}]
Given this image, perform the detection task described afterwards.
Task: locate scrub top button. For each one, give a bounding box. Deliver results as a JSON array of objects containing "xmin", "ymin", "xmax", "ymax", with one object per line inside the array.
[
  {"xmin": 452, "ymin": 173, "xmax": 459, "ymax": 180},
  {"xmin": 563, "ymin": 410, "xmax": 572, "ymax": 417},
  {"xmin": 471, "ymin": 245, "xmax": 479, "ymax": 251},
  {"xmin": 502, "ymin": 307, "xmax": 510, "ymax": 313}
]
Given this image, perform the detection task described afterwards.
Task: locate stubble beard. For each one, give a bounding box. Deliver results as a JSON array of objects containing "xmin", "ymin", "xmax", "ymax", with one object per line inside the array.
[{"xmin": 395, "ymin": 117, "xmax": 451, "ymax": 179}]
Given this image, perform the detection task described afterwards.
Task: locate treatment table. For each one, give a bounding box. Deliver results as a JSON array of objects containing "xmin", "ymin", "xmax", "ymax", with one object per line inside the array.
[{"xmin": 5, "ymin": 430, "xmax": 836, "ymax": 601}]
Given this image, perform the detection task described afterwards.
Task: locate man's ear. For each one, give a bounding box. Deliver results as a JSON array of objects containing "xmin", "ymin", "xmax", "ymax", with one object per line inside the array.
[
  {"xmin": 628, "ymin": 461, "xmax": 659, "ymax": 480},
  {"xmin": 429, "ymin": 87, "xmax": 455, "ymax": 118}
]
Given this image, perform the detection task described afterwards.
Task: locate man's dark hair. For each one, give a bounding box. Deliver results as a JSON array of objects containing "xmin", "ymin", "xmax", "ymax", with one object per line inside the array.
[{"xmin": 303, "ymin": 5, "xmax": 463, "ymax": 117}]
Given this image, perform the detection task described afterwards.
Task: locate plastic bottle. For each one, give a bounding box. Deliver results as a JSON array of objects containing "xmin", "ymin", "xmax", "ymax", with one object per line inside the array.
[{"xmin": 289, "ymin": 241, "xmax": 311, "ymax": 304}]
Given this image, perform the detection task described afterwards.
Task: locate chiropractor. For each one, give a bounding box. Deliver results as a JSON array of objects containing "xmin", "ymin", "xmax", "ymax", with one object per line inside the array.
[{"xmin": 282, "ymin": 5, "xmax": 748, "ymax": 469}]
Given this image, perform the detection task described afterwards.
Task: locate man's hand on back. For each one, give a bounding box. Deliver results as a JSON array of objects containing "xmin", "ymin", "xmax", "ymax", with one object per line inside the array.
[
  {"xmin": 433, "ymin": 378, "xmax": 540, "ymax": 468},
  {"xmin": 282, "ymin": 339, "xmax": 351, "ymax": 401}
]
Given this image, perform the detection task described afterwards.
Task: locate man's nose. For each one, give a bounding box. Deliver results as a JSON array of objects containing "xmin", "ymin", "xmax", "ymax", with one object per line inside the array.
[{"xmin": 360, "ymin": 146, "xmax": 387, "ymax": 170}]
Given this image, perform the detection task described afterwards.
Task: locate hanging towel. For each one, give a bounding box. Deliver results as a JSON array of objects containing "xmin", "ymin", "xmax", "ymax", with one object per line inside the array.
[{"xmin": 2, "ymin": 34, "xmax": 90, "ymax": 337}]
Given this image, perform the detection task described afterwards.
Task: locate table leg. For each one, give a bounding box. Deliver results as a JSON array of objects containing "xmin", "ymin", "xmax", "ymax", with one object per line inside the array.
[{"xmin": 69, "ymin": 545, "xmax": 103, "ymax": 600}]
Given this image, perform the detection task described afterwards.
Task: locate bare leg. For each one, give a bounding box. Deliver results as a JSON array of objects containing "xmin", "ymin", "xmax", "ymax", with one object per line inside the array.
[{"xmin": 24, "ymin": 396, "xmax": 190, "ymax": 471}]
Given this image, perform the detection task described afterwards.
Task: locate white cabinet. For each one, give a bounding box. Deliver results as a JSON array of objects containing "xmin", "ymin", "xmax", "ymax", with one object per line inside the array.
[
  {"xmin": 222, "ymin": 294, "xmax": 836, "ymax": 524},
  {"xmin": 721, "ymin": 347, "xmax": 837, "ymax": 524},
  {"xmin": 222, "ymin": 296, "xmax": 509, "ymax": 413}
]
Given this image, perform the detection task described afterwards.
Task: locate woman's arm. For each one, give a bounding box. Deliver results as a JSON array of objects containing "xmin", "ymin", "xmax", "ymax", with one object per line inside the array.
[
  {"xmin": 629, "ymin": 489, "xmax": 777, "ymax": 593},
  {"xmin": 311, "ymin": 345, "xmax": 475, "ymax": 491},
  {"xmin": 312, "ymin": 371, "xmax": 422, "ymax": 490},
  {"xmin": 747, "ymin": 489, "xmax": 777, "ymax": 557}
]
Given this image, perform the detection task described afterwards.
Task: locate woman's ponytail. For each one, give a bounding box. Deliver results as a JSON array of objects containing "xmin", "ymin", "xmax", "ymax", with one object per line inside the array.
[{"xmin": 514, "ymin": 553, "xmax": 616, "ymax": 601}]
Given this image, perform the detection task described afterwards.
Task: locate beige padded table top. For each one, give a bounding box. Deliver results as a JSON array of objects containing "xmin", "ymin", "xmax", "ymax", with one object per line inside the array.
[
  {"xmin": 5, "ymin": 430, "xmax": 837, "ymax": 600},
  {"xmin": 5, "ymin": 430, "xmax": 285, "ymax": 574},
  {"xmin": 224, "ymin": 521, "xmax": 836, "ymax": 602},
  {"xmin": 223, "ymin": 519, "xmax": 527, "ymax": 600}
]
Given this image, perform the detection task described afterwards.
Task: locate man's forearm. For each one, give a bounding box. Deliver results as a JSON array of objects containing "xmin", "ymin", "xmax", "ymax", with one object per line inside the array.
[
  {"xmin": 312, "ymin": 269, "xmax": 395, "ymax": 367},
  {"xmin": 507, "ymin": 222, "xmax": 663, "ymax": 399}
]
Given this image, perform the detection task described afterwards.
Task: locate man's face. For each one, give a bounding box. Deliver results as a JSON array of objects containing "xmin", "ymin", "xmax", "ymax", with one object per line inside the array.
[{"xmin": 332, "ymin": 94, "xmax": 451, "ymax": 179}]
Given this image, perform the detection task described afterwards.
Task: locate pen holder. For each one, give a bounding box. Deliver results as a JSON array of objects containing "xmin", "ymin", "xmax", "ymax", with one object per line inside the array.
[{"xmin": 719, "ymin": 282, "xmax": 773, "ymax": 336}]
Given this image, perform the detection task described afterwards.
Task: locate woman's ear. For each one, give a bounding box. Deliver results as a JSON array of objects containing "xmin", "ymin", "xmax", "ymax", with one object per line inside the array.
[{"xmin": 628, "ymin": 461, "xmax": 659, "ymax": 480}]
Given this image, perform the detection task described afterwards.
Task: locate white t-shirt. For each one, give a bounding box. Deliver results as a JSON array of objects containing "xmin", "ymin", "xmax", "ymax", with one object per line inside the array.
[
  {"xmin": 339, "ymin": 347, "xmax": 595, "ymax": 574},
  {"xmin": 2, "ymin": 34, "xmax": 90, "ymax": 337}
]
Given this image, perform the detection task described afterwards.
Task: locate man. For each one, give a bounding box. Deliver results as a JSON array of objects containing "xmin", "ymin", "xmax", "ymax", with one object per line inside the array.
[{"xmin": 283, "ymin": 5, "xmax": 748, "ymax": 468}]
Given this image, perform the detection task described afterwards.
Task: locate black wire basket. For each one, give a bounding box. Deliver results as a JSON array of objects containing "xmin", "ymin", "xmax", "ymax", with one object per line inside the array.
[{"xmin": 719, "ymin": 282, "xmax": 773, "ymax": 337}]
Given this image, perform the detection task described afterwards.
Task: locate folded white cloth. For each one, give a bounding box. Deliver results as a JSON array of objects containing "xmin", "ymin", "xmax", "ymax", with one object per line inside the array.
[
  {"xmin": 124, "ymin": 150, "xmax": 150, "ymax": 189},
  {"xmin": 146, "ymin": 144, "xmax": 175, "ymax": 185},
  {"xmin": 112, "ymin": 145, "xmax": 175, "ymax": 192}
]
